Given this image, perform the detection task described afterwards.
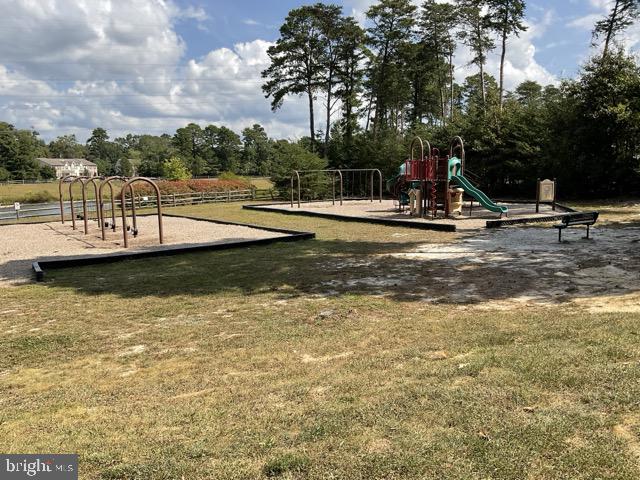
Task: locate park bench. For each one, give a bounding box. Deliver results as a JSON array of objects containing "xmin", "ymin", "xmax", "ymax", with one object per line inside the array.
[{"xmin": 554, "ymin": 212, "xmax": 599, "ymax": 242}]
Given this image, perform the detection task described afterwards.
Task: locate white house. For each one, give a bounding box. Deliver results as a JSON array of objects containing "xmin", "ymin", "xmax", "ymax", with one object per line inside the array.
[{"xmin": 36, "ymin": 158, "xmax": 98, "ymax": 179}]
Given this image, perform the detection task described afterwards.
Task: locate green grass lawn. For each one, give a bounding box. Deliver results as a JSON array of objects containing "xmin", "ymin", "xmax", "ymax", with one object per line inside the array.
[
  {"xmin": 0, "ymin": 181, "xmax": 61, "ymax": 204},
  {"xmin": 1, "ymin": 202, "xmax": 639, "ymax": 479},
  {"xmin": 249, "ymin": 177, "xmax": 274, "ymax": 190}
]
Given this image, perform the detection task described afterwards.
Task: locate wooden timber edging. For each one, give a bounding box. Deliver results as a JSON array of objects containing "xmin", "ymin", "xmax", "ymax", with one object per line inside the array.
[{"xmin": 242, "ymin": 204, "xmax": 457, "ymax": 232}]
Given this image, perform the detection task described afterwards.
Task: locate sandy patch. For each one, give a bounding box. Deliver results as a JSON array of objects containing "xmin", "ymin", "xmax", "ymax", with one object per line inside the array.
[
  {"xmin": 264, "ymin": 199, "xmax": 558, "ymax": 231},
  {"xmin": 117, "ymin": 345, "xmax": 146, "ymax": 357},
  {"xmin": 301, "ymin": 351, "xmax": 354, "ymax": 363},
  {"xmin": 613, "ymin": 415, "xmax": 640, "ymax": 460}
]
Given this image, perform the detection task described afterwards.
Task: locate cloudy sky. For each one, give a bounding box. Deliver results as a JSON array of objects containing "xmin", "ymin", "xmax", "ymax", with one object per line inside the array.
[{"xmin": 0, "ymin": 0, "xmax": 638, "ymax": 142}]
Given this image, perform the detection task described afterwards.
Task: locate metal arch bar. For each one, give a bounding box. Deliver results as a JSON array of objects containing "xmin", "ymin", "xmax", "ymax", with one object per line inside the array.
[
  {"xmin": 336, "ymin": 169, "xmax": 383, "ymax": 203},
  {"xmin": 410, "ymin": 137, "xmax": 424, "ymax": 162},
  {"xmin": 85, "ymin": 177, "xmax": 103, "ymax": 226},
  {"xmin": 99, "ymin": 176, "xmax": 133, "ymax": 240},
  {"xmin": 120, "ymin": 177, "xmax": 163, "ymax": 248},
  {"xmin": 99, "ymin": 176, "xmax": 120, "ymax": 240},
  {"xmin": 450, "ymin": 136, "xmax": 465, "ymax": 175},
  {"xmin": 291, "ymin": 169, "xmax": 345, "ymax": 208},
  {"xmin": 291, "ymin": 171, "xmax": 301, "ymax": 208},
  {"xmin": 58, "ymin": 175, "xmax": 76, "ymax": 224},
  {"xmin": 68, "ymin": 177, "xmax": 88, "ymax": 231}
]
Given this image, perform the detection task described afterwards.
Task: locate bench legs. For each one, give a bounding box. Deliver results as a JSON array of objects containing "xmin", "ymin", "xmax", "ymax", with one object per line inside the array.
[
  {"xmin": 585, "ymin": 225, "xmax": 590, "ymax": 239},
  {"xmin": 558, "ymin": 228, "xmax": 562, "ymax": 243}
]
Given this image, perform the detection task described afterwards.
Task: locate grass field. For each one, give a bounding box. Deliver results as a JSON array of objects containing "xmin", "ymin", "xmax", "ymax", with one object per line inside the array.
[
  {"xmin": 0, "ymin": 181, "xmax": 61, "ymax": 204},
  {"xmin": 1, "ymin": 202, "xmax": 639, "ymax": 479}
]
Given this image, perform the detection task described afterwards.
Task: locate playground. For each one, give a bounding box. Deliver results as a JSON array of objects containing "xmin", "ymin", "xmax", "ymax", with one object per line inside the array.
[
  {"xmin": 1, "ymin": 140, "xmax": 640, "ymax": 479},
  {"xmin": 250, "ymin": 199, "xmax": 562, "ymax": 231},
  {"xmin": 1, "ymin": 199, "xmax": 640, "ymax": 478},
  {"xmin": 0, "ymin": 175, "xmax": 311, "ymax": 285},
  {"xmin": 261, "ymin": 137, "xmax": 572, "ymax": 233},
  {"xmin": 0, "ymin": 216, "xmax": 299, "ymax": 286}
]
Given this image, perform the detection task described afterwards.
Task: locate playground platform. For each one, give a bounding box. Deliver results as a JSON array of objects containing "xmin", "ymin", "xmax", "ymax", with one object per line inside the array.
[{"xmin": 245, "ymin": 200, "xmax": 572, "ymax": 232}]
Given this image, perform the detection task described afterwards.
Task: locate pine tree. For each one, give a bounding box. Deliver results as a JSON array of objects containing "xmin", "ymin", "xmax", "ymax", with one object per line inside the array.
[
  {"xmin": 487, "ymin": 0, "xmax": 527, "ymax": 111},
  {"xmin": 366, "ymin": 0, "xmax": 417, "ymax": 135},
  {"xmin": 419, "ymin": 0, "xmax": 458, "ymax": 124},
  {"xmin": 593, "ymin": 0, "xmax": 640, "ymax": 60},
  {"xmin": 335, "ymin": 17, "xmax": 368, "ymax": 157},
  {"xmin": 262, "ymin": 6, "xmax": 326, "ymax": 150},
  {"xmin": 457, "ymin": 0, "xmax": 495, "ymax": 115},
  {"xmin": 314, "ymin": 4, "xmax": 345, "ymax": 154}
]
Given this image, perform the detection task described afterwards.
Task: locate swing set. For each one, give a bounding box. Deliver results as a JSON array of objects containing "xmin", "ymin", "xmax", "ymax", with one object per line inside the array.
[
  {"xmin": 290, "ymin": 169, "xmax": 383, "ymax": 208},
  {"xmin": 58, "ymin": 175, "xmax": 163, "ymax": 247}
]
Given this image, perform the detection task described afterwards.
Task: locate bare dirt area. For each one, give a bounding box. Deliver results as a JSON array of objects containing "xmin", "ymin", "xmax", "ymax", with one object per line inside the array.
[
  {"xmin": 316, "ymin": 224, "xmax": 640, "ymax": 311},
  {"xmin": 0, "ymin": 216, "xmax": 286, "ymax": 286},
  {"xmin": 264, "ymin": 199, "xmax": 558, "ymax": 230}
]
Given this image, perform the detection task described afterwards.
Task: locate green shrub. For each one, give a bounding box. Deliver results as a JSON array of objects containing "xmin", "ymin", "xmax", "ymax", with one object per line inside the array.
[
  {"xmin": 162, "ymin": 157, "xmax": 191, "ymax": 180},
  {"xmin": 218, "ymin": 171, "xmax": 246, "ymax": 182},
  {"xmin": 19, "ymin": 190, "xmax": 57, "ymax": 204}
]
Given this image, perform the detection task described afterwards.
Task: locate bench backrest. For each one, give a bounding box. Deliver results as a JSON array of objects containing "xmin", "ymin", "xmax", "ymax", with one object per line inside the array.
[{"xmin": 562, "ymin": 211, "xmax": 599, "ymax": 225}]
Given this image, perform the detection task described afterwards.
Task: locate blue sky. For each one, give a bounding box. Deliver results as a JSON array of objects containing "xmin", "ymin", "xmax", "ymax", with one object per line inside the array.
[
  {"xmin": 173, "ymin": 0, "xmax": 611, "ymax": 79},
  {"xmin": 0, "ymin": 0, "xmax": 637, "ymax": 141}
]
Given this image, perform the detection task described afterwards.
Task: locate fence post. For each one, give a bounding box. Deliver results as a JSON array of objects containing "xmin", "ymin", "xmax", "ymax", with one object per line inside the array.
[
  {"xmin": 227, "ymin": 190, "xmax": 231, "ymax": 202},
  {"xmin": 173, "ymin": 193, "xmax": 176, "ymax": 207},
  {"xmin": 201, "ymin": 192, "xmax": 205, "ymax": 204}
]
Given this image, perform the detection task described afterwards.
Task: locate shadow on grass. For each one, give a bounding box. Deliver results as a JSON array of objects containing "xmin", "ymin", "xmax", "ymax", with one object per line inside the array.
[{"xmin": 35, "ymin": 228, "xmax": 640, "ymax": 305}]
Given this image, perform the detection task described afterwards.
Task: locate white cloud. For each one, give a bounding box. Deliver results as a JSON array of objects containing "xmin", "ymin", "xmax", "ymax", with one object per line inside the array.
[
  {"xmin": 0, "ymin": 0, "xmax": 309, "ymax": 141},
  {"xmin": 567, "ymin": 0, "xmax": 640, "ymax": 56},
  {"xmin": 175, "ymin": 5, "xmax": 209, "ymax": 22},
  {"xmin": 567, "ymin": 13, "xmax": 602, "ymax": 30}
]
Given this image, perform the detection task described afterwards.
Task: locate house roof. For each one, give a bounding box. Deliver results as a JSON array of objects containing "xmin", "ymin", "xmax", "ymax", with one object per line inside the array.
[{"xmin": 36, "ymin": 158, "xmax": 97, "ymax": 167}]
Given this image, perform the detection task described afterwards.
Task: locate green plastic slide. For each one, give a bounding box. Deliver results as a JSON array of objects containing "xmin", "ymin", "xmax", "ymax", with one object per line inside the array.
[{"xmin": 451, "ymin": 174, "xmax": 508, "ymax": 214}]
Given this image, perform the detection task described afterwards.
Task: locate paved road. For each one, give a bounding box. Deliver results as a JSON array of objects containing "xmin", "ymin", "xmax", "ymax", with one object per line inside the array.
[{"xmin": 0, "ymin": 200, "xmax": 110, "ymax": 221}]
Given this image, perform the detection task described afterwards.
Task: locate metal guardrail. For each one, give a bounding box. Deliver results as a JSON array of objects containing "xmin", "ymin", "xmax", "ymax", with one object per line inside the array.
[{"xmin": 0, "ymin": 189, "xmax": 275, "ymax": 222}]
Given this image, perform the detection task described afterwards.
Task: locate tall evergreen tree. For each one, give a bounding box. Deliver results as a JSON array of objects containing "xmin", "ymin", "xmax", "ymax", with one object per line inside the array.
[
  {"xmin": 593, "ymin": 0, "xmax": 640, "ymax": 60},
  {"xmin": 262, "ymin": 5, "xmax": 326, "ymax": 150},
  {"xmin": 335, "ymin": 16, "xmax": 367, "ymax": 157},
  {"xmin": 366, "ymin": 0, "xmax": 417, "ymax": 135},
  {"xmin": 419, "ymin": 0, "xmax": 458, "ymax": 124},
  {"xmin": 314, "ymin": 4, "xmax": 345, "ymax": 153},
  {"xmin": 457, "ymin": 0, "xmax": 495, "ymax": 114},
  {"xmin": 487, "ymin": 0, "xmax": 527, "ymax": 111}
]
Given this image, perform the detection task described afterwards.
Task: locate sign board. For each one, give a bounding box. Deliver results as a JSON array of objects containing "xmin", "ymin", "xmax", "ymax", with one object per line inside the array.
[
  {"xmin": 142, "ymin": 196, "xmax": 149, "ymax": 201},
  {"xmin": 539, "ymin": 179, "xmax": 555, "ymax": 202},
  {"xmin": 14, "ymin": 202, "xmax": 20, "ymax": 211}
]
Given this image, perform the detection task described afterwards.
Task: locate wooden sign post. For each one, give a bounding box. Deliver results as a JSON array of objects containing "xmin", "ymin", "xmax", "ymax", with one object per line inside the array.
[{"xmin": 536, "ymin": 178, "xmax": 556, "ymax": 213}]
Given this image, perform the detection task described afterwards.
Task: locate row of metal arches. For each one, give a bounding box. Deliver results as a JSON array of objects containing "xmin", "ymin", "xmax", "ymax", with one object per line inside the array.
[{"xmin": 58, "ymin": 176, "xmax": 163, "ymax": 248}]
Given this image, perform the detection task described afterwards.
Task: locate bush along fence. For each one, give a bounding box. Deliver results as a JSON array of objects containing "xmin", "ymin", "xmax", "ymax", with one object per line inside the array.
[{"xmin": 0, "ymin": 187, "xmax": 284, "ymax": 222}]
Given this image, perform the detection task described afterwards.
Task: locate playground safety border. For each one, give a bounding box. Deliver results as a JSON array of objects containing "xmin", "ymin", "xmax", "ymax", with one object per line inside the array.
[
  {"xmin": 242, "ymin": 203, "xmax": 458, "ymax": 232},
  {"xmin": 31, "ymin": 214, "xmax": 315, "ymax": 281}
]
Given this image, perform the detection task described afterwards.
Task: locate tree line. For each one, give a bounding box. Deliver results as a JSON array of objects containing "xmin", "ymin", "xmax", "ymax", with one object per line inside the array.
[
  {"xmin": 0, "ymin": 122, "xmax": 323, "ymax": 182},
  {"xmin": 1, "ymin": 0, "xmax": 638, "ymax": 198},
  {"xmin": 262, "ymin": 0, "xmax": 640, "ymax": 197}
]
